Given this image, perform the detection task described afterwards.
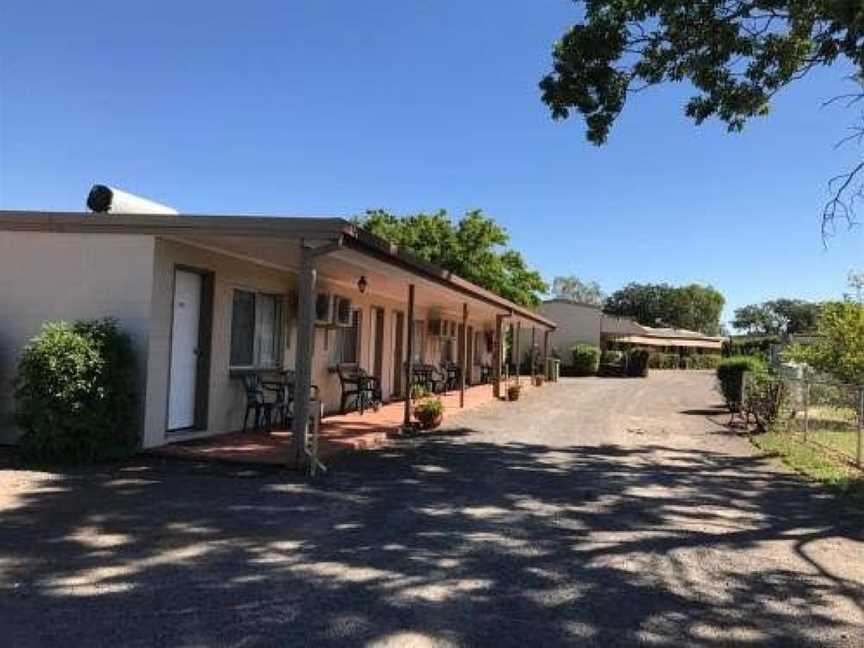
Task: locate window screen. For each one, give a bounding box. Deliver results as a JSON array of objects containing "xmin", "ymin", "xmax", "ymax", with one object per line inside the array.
[
  {"xmin": 331, "ymin": 310, "xmax": 360, "ymax": 365},
  {"xmin": 230, "ymin": 290, "xmax": 255, "ymax": 366},
  {"xmin": 230, "ymin": 290, "xmax": 283, "ymax": 368}
]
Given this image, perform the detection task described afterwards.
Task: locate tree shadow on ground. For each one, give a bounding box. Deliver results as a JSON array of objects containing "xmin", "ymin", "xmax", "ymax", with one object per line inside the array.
[{"xmin": 1, "ymin": 429, "xmax": 862, "ymax": 647}]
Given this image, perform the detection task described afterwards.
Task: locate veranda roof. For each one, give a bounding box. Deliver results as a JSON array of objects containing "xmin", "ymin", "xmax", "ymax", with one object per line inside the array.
[{"xmin": 0, "ymin": 210, "xmax": 555, "ymax": 331}]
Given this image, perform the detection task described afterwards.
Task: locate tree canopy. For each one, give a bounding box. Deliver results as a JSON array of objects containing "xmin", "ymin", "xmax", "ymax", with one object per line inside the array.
[
  {"xmin": 540, "ymin": 1, "xmax": 864, "ymax": 230},
  {"xmin": 732, "ymin": 298, "xmax": 822, "ymax": 336},
  {"xmin": 604, "ymin": 282, "xmax": 725, "ymax": 335},
  {"xmin": 551, "ymin": 275, "xmax": 604, "ymax": 305},
  {"xmin": 354, "ymin": 209, "xmax": 548, "ymax": 307},
  {"xmin": 787, "ymin": 301, "xmax": 864, "ymax": 384}
]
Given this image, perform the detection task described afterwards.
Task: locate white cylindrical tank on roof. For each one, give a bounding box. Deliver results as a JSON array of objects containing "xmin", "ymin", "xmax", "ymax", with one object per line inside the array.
[{"xmin": 86, "ymin": 185, "xmax": 178, "ymax": 215}]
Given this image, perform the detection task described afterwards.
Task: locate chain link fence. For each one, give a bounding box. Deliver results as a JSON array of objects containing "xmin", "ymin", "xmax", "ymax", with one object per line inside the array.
[{"xmin": 753, "ymin": 373, "xmax": 864, "ymax": 469}]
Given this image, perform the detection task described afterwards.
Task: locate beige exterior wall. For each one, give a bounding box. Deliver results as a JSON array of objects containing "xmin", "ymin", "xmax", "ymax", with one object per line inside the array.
[
  {"xmin": 143, "ymin": 239, "xmax": 296, "ymax": 447},
  {"xmin": 0, "ymin": 232, "xmax": 155, "ymax": 444},
  {"xmin": 144, "ymin": 239, "xmax": 498, "ymax": 448},
  {"xmin": 535, "ymin": 300, "xmax": 603, "ymax": 364},
  {"xmin": 0, "ymin": 227, "xmax": 540, "ymax": 451}
]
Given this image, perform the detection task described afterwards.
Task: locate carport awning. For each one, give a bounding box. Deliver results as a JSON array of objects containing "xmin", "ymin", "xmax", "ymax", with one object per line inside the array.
[{"xmin": 604, "ymin": 334, "xmax": 723, "ymax": 350}]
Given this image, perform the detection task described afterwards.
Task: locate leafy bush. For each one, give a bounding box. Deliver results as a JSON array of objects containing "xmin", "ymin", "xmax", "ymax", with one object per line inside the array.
[
  {"xmin": 14, "ymin": 318, "xmax": 138, "ymax": 463},
  {"xmin": 571, "ymin": 344, "xmax": 600, "ymax": 376},
  {"xmin": 716, "ymin": 356, "xmax": 766, "ymax": 412},
  {"xmin": 689, "ymin": 354, "xmax": 723, "ymax": 370},
  {"xmin": 571, "ymin": 344, "xmax": 601, "ymax": 376},
  {"xmin": 601, "ymin": 350, "xmax": 624, "ymax": 365},
  {"xmin": 743, "ymin": 373, "xmax": 788, "ymax": 432},
  {"xmin": 649, "ymin": 352, "xmax": 678, "ymax": 369},
  {"xmin": 599, "ymin": 350, "xmax": 626, "ymax": 376},
  {"xmin": 626, "ymin": 349, "xmax": 650, "ymax": 377},
  {"xmin": 723, "ymin": 336, "xmax": 779, "ymax": 358},
  {"xmin": 650, "ymin": 353, "xmax": 722, "ymax": 370}
]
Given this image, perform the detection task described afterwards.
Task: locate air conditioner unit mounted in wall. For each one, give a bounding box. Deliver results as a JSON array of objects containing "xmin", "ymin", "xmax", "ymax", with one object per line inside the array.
[{"xmin": 333, "ymin": 296, "xmax": 353, "ymax": 327}]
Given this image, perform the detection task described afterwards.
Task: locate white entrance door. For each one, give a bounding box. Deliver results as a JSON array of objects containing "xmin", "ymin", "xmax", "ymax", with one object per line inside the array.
[{"xmin": 168, "ymin": 270, "xmax": 202, "ymax": 430}]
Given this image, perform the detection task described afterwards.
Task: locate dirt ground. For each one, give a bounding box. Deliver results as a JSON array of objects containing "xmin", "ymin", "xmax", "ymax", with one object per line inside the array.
[{"xmin": 1, "ymin": 372, "xmax": 862, "ymax": 647}]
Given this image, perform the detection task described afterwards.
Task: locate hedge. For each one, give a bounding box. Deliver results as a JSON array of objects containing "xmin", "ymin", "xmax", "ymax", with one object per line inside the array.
[
  {"xmin": 649, "ymin": 353, "xmax": 723, "ymax": 370},
  {"xmin": 689, "ymin": 354, "xmax": 723, "ymax": 370},
  {"xmin": 627, "ymin": 349, "xmax": 650, "ymax": 377},
  {"xmin": 649, "ymin": 352, "xmax": 680, "ymax": 369},
  {"xmin": 723, "ymin": 336, "xmax": 779, "ymax": 359},
  {"xmin": 743, "ymin": 372, "xmax": 788, "ymax": 432},
  {"xmin": 571, "ymin": 344, "xmax": 601, "ymax": 376},
  {"xmin": 14, "ymin": 318, "xmax": 138, "ymax": 463},
  {"xmin": 716, "ymin": 355, "xmax": 766, "ymax": 412}
]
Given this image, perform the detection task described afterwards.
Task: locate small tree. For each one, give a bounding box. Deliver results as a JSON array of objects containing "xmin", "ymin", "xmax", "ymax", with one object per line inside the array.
[
  {"xmin": 14, "ymin": 318, "xmax": 138, "ymax": 463},
  {"xmin": 786, "ymin": 301, "xmax": 864, "ymax": 385}
]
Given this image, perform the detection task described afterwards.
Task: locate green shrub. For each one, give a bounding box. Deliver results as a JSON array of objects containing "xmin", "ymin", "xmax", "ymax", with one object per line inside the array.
[
  {"xmin": 690, "ymin": 353, "xmax": 723, "ymax": 370},
  {"xmin": 743, "ymin": 373, "xmax": 789, "ymax": 432},
  {"xmin": 627, "ymin": 349, "xmax": 650, "ymax": 377},
  {"xmin": 571, "ymin": 344, "xmax": 601, "ymax": 376},
  {"xmin": 601, "ymin": 350, "xmax": 624, "ymax": 364},
  {"xmin": 649, "ymin": 352, "xmax": 680, "ymax": 369},
  {"xmin": 723, "ymin": 336, "xmax": 779, "ymax": 358},
  {"xmin": 599, "ymin": 349, "xmax": 626, "ymax": 377},
  {"xmin": 716, "ymin": 356, "xmax": 766, "ymax": 412},
  {"xmin": 410, "ymin": 384, "xmax": 430, "ymax": 401},
  {"xmin": 14, "ymin": 318, "xmax": 138, "ymax": 463}
]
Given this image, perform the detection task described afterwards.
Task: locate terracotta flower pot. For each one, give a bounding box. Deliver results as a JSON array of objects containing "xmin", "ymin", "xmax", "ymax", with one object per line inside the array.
[
  {"xmin": 507, "ymin": 385, "xmax": 521, "ymax": 401},
  {"xmin": 414, "ymin": 409, "xmax": 443, "ymax": 430},
  {"xmin": 533, "ymin": 375, "xmax": 544, "ymax": 387}
]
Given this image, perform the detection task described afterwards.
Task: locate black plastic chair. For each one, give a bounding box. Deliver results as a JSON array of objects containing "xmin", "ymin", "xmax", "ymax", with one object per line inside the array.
[
  {"xmin": 241, "ymin": 373, "xmax": 274, "ymax": 433},
  {"xmin": 413, "ymin": 363, "xmax": 446, "ymax": 394},
  {"xmin": 274, "ymin": 370, "xmax": 320, "ymax": 428},
  {"xmin": 441, "ymin": 361, "xmax": 461, "ymax": 391},
  {"xmin": 337, "ymin": 363, "xmax": 381, "ymax": 414}
]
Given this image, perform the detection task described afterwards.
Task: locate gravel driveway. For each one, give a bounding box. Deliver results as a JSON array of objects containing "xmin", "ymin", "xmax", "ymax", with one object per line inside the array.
[{"xmin": 1, "ymin": 372, "xmax": 862, "ymax": 647}]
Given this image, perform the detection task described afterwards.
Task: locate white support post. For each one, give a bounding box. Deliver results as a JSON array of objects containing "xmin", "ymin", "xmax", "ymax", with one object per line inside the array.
[
  {"xmin": 531, "ymin": 327, "xmax": 536, "ymax": 375},
  {"xmin": 543, "ymin": 329, "xmax": 550, "ymax": 378},
  {"xmin": 493, "ymin": 314, "xmax": 505, "ymax": 399},
  {"xmin": 460, "ymin": 303, "xmax": 468, "ymax": 408},
  {"xmin": 514, "ymin": 321, "xmax": 521, "ymax": 386},
  {"xmin": 403, "ymin": 284, "xmax": 415, "ymax": 427},
  {"xmin": 291, "ymin": 245, "xmax": 317, "ymax": 468}
]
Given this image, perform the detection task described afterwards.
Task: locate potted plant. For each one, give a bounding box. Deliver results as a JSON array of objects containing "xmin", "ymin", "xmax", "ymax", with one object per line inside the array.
[
  {"xmin": 532, "ymin": 374, "xmax": 544, "ymax": 387},
  {"xmin": 410, "ymin": 384, "xmax": 430, "ymax": 402},
  {"xmin": 507, "ymin": 382, "xmax": 522, "ymax": 401},
  {"xmin": 413, "ymin": 396, "xmax": 444, "ymax": 429}
]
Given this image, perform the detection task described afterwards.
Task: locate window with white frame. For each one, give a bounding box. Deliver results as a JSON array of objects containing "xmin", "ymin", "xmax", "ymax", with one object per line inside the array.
[
  {"xmin": 230, "ymin": 290, "xmax": 284, "ymax": 368},
  {"xmin": 330, "ymin": 309, "xmax": 361, "ymax": 365}
]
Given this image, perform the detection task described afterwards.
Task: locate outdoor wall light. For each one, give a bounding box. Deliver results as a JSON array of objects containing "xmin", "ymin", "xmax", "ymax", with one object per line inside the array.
[{"xmin": 357, "ymin": 276, "xmax": 368, "ymax": 294}]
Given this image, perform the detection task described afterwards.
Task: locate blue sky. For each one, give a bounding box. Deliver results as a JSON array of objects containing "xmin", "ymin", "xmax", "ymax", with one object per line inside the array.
[{"xmin": 1, "ymin": 1, "xmax": 861, "ymax": 326}]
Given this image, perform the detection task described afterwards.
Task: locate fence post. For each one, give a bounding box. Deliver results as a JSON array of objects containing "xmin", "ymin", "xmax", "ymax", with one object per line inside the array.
[
  {"xmin": 803, "ymin": 380, "xmax": 810, "ymax": 443},
  {"xmin": 857, "ymin": 387, "xmax": 863, "ymax": 469}
]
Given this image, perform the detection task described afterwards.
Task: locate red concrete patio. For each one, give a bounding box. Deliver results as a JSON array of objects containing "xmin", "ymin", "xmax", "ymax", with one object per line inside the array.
[{"xmin": 152, "ymin": 381, "xmax": 536, "ymax": 466}]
